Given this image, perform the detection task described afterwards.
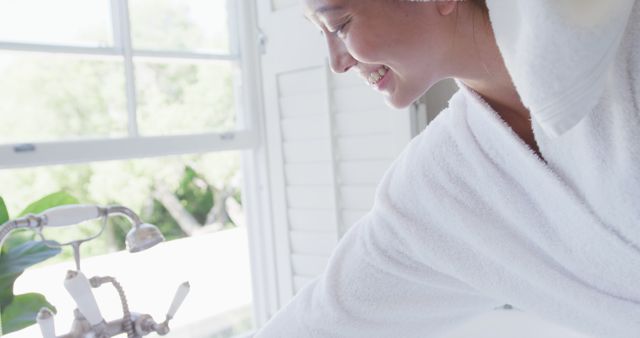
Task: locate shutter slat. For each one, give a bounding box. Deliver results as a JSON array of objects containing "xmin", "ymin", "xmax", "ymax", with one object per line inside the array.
[
  {"xmin": 281, "ymin": 116, "xmax": 329, "ymax": 141},
  {"xmin": 330, "ymin": 70, "xmax": 362, "ymax": 89},
  {"xmin": 291, "ymin": 254, "xmax": 329, "ymax": 276},
  {"xmin": 283, "ymin": 140, "xmax": 332, "ymax": 163},
  {"xmin": 286, "ymin": 186, "xmax": 335, "ymax": 209},
  {"xmin": 338, "ymin": 160, "xmax": 389, "ymax": 185},
  {"xmin": 293, "ymin": 275, "xmax": 317, "ymax": 293},
  {"xmin": 278, "ymin": 67, "xmax": 325, "ymax": 97},
  {"xmin": 333, "ymin": 86, "xmax": 385, "ymax": 113},
  {"xmin": 342, "ymin": 210, "xmax": 368, "ymax": 228},
  {"xmin": 285, "ymin": 163, "xmax": 333, "ymax": 185},
  {"xmin": 335, "ymin": 111, "xmax": 391, "ymax": 136},
  {"xmin": 290, "ymin": 231, "xmax": 337, "ymax": 256},
  {"xmin": 289, "ymin": 209, "xmax": 337, "ymax": 231},
  {"xmin": 280, "ymin": 93, "xmax": 326, "ymax": 118},
  {"xmin": 337, "ymin": 135, "xmax": 396, "ymax": 160},
  {"xmin": 340, "ymin": 186, "xmax": 377, "ymax": 210}
]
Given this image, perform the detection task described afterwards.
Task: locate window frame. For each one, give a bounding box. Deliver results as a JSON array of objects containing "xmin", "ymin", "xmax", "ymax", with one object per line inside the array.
[
  {"xmin": 0, "ymin": 0, "xmax": 277, "ymax": 334},
  {"xmin": 0, "ymin": 0, "xmax": 255, "ymax": 165}
]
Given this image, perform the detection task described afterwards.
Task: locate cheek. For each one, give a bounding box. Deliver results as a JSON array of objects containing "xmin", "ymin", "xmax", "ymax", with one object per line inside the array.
[
  {"xmin": 342, "ymin": 30, "xmax": 383, "ymax": 64},
  {"xmin": 345, "ymin": 30, "xmax": 420, "ymax": 73}
]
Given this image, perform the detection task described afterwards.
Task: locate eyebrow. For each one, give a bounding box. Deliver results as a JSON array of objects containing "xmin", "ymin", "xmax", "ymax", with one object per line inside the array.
[
  {"xmin": 304, "ymin": 4, "xmax": 344, "ymax": 22},
  {"xmin": 315, "ymin": 5, "xmax": 344, "ymax": 15}
]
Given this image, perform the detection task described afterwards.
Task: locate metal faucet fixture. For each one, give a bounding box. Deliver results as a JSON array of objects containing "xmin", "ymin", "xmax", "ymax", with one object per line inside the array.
[{"xmin": 0, "ymin": 204, "xmax": 189, "ymax": 338}]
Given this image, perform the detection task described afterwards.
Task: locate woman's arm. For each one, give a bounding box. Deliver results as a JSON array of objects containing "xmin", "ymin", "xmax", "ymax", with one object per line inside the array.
[
  {"xmin": 255, "ymin": 130, "xmax": 501, "ymax": 337},
  {"xmin": 255, "ymin": 212, "xmax": 499, "ymax": 338}
]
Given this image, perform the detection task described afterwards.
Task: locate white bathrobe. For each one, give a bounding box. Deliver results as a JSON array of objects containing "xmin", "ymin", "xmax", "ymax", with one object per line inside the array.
[{"xmin": 255, "ymin": 1, "xmax": 640, "ymax": 337}]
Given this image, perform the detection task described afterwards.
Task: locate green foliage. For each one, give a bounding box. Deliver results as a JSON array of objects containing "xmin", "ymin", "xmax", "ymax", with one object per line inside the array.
[
  {"xmin": 0, "ymin": 193, "xmax": 75, "ymax": 335},
  {"xmin": 0, "ymin": 241, "xmax": 61, "ymax": 301},
  {"xmin": 2, "ymin": 192, "xmax": 78, "ymax": 254},
  {"xmin": 176, "ymin": 166, "xmax": 214, "ymax": 225},
  {"xmin": 0, "ymin": 242, "xmax": 60, "ymax": 334},
  {"xmin": 0, "ymin": 198, "xmax": 8, "ymax": 225},
  {"xmin": 1, "ymin": 293, "xmax": 56, "ymax": 334},
  {"xmin": 143, "ymin": 200, "xmax": 186, "ymax": 241},
  {"xmin": 18, "ymin": 191, "xmax": 79, "ymax": 217},
  {"xmin": 95, "ymin": 164, "xmax": 224, "ymax": 248},
  {"xmin": 231, "ymin": 189, "xmax": 242, "ymax": 206}
]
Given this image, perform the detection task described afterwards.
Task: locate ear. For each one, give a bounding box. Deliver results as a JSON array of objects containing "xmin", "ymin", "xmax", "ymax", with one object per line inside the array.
[{"xmin": 436, "ymin": 1, "xmax": 457, "ymax": 16}]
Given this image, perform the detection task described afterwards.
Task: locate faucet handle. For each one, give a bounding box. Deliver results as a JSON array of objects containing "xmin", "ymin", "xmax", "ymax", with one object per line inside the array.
[
  {"xmin": 64, "ymin": 270, "xmax": 104, "ymax": 326},
  {"xmin": 37, "ymin": 205, "xmax": 102, "ymax": 227},
  {"xmin": 167, "ymin": 281, "xmax": 190, "ymax": 319},
  {"xmin": 36, "ymin": 308, "xmax": 56, "ymax": 338}
]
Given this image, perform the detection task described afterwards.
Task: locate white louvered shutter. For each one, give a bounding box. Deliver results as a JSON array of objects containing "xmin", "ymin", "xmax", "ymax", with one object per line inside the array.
[{"xmin": 256, "ymin": 0, "xmax": 415, "ymax": 310}]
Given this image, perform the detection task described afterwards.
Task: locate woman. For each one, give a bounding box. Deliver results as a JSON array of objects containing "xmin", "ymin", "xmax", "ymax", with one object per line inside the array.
[{"xmin": 257, "ymin": 0, "xmax": 640, "ymax": 337}]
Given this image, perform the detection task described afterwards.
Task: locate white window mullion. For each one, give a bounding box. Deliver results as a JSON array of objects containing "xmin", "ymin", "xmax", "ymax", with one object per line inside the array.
[
  {"xmin": 133, "ymin": 49, "xmax": 239, "ymax": 62},
  {"xmin": 227, "ymin": 0, "xmax": 241, "ymax": 57},
  {"xmin": 112, "ymin": 0, "xmax": 139, "ymax": 137},
  {"xmin": 0, "ymin": 131, "xmax": 258, "ymax": 169},
  {"xmin": 0, "ymin": 42, "xmax": 120, "ymax": 58},
  {"xmin": 235, "ymin": 0, "xmax": 278, "ymax": 326},
  {"xmin": 109, "ymin": 0, "xmax": 124, "ymax": 48}
]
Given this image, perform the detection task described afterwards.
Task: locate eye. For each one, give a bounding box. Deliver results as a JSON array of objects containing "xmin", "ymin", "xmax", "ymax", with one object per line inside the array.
[
  {"xmin": 336, "ymin": 23, "xmax": 348, "ymax": 38},
  {"xmin": 331, "ymin": 19, "xmax": 351, "ymax": 39}
]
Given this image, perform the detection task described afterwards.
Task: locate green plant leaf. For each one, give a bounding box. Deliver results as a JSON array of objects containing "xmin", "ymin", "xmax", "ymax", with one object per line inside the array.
[
  {"xmin": 1, "ymin": 293, "xmax": 56, "ymax": 335},
  {"xmin": 0, "ymin": 241, "xmax": 60, "ymax": 306},
  {"xmin": 0, "ymin": 197, "xmax": 8, "ymax": 225},
  {"xmin": 0, "ymin": 229, "xmax": 36, "ymax": 254},
  {"xmin": 18, "ymin": 191, "xmax": 79, "ymax": 217}
]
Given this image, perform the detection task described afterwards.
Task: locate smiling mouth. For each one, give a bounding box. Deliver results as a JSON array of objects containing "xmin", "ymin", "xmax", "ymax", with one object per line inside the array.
[{"xmin": 368, "ymin": 65, "xmax": 390, "ymax": 86}]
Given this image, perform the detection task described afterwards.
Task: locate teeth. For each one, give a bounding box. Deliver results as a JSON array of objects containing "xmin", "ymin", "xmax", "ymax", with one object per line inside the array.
[
  {"xmin": 370, "ymin": 72, "xmax": 381, "ymax": 84},
  {"xmin": 369, "ymin": 66, "xmax": 388, "ymax": 85}
]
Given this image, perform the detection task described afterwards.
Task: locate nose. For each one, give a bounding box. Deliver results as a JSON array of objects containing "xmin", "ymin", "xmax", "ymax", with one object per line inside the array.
[{"xmin": 326, "ymin": 35, "xmax": 357, "ymax": 73}]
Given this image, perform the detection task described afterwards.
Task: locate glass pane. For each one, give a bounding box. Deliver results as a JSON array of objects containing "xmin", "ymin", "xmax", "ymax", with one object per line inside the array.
[
  {"xmin": 129, "ymin": 0, "xmax": 232, "ymax": 53},
  {"xmin": 0, "ymin": 52, "xmax": 127, "ymax": 144},
  {"xmin": 0, "ymin": 151, "xmax": 254, "ymax": 338},
  {"xmin": 0, "ymin": 0, "xmax": 112, "ymax": 47},
  {"xmin": 136, "ymin": 60, "xmax": 238, "ymax": 136}
]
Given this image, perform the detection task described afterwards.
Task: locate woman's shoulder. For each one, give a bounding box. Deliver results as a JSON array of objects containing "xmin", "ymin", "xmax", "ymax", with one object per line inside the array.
[
  {"xmin": 377, "ymin": 89, "xmax": 469, "ymax": 191},
  {"xmin": 400, "ymin": 91, "xmax": 463, "ymax": 158}
]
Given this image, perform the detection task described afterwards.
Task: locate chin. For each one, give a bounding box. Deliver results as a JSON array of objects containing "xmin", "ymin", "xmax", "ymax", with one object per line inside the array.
[
  {"xmin": 383, "ymin": 93, "xmax": 417, "ymax": 110},
  {"xmin": 383, "ymin": 81, "xmax": 436, "ymax": 110}
]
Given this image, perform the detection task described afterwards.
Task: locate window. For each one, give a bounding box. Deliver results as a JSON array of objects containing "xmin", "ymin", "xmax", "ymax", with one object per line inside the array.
[
  {"xmin": 0, "ymin": 0, "xmax": 244, "ymax": 144},
  {"xmin": 0, "ymin": 1, "xmax": 263, "ymax": 337}
]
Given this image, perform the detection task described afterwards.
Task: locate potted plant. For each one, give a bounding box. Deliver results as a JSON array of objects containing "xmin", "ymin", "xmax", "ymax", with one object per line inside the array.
[{"xmin": 0, "ymin": 192, "xmax": 77, "ymax": 335}]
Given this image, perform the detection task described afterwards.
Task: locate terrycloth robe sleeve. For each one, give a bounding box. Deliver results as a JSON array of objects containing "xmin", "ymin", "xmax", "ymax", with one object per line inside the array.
[
  {"xmin": 485, "ymin": 0, "xmax": 637, "ymax": 137},
  {"xmin": 254, "ymin": 136, "xmax": 501, "ymax": 338}
]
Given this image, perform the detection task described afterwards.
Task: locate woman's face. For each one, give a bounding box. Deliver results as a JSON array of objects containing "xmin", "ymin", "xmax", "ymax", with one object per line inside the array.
[{"xmin": 304, "ymin": 0, "xmax": 460, "ymax": 108}]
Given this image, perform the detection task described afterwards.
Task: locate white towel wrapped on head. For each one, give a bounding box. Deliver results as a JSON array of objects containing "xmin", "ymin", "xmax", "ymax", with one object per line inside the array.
[{"xmin": 486, "ymin": 0, "xmax": 636, "ymax": 136}]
